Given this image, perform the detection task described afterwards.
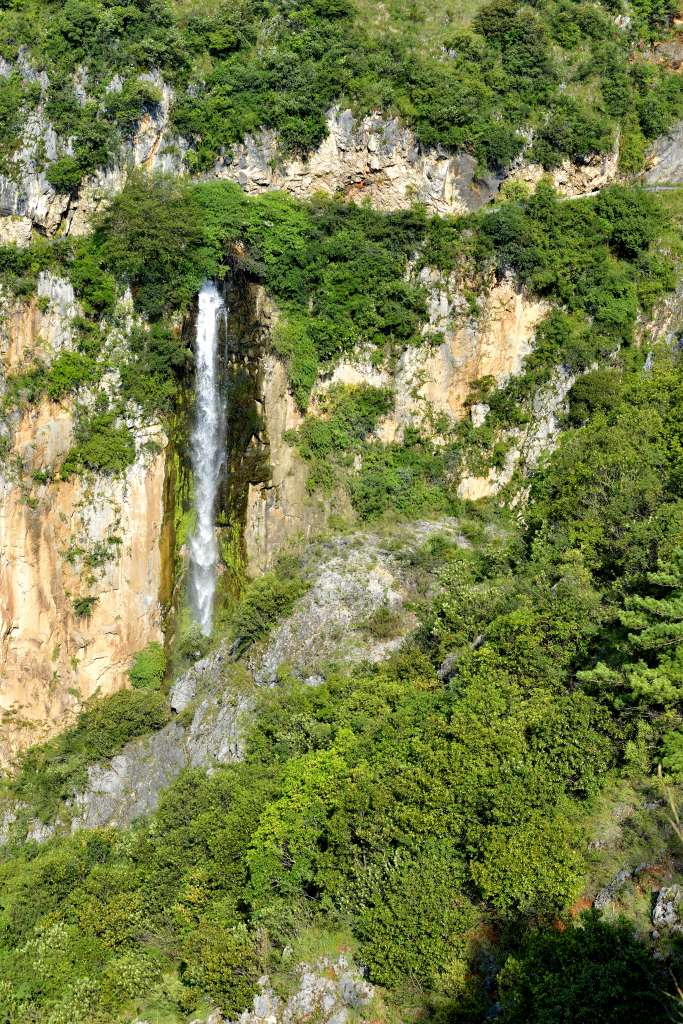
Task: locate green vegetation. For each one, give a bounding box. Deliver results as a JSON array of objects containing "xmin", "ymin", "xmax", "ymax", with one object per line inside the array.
[
  {"xmin": 1, "ymin": 0, "xmax": 680, "ymax": 186},
  {"xmin": 2, "ymin": 351, "xmax": 683, "ymax": 1019},
  {"xmin": 19, "ymin": 172, "xmax": 663, "ymax": 430},
  {"xmin": 1, "ymin": 169, "xmax": 673, "ymax": 496},
  {"xmin": 8, "ymin": 689, "xmax": 170, "ymax": 820},
  {"xmin": 350, "ymin": 433, "xmax": 461, "ymax": 520},
  {"xmin": 498, "ymin": 911, "xmax": 667, "ymax": 1022},
  {"xmin": 0, "ymin": 3, "xmax": 682, "ymax": 1015},
  {"xmin": 71, "ymin": 594, "xmax": 97, "ymax": 618},
  {"xmin": 230, "ymin": 568, "xmax": 309, "ymax": 654},
  {"xmin": 4, "ymin": 351, "xmax": 98, "ymax": 411},
  {"xmin": 129, "ymin": 642, "xmax": 166, "ymax": 691},
  {"xmin": 60, "ymin": 410, "xmax": 136, "ymax": 477},
  {"xmin": 286, "ymin": 384, "xmax": 394, "ymax": 492}
]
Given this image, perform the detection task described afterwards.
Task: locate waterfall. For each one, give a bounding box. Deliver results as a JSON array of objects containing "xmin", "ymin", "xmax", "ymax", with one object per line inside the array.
[{"xmin": 188, "ymin": 281, "xmax": 227, "ymax": 635}]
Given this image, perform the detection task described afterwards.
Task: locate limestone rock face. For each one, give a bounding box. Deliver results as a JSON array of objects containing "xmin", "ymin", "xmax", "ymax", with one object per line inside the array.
[
  {"xmin": 508, "ymin": 136, "xmax": 620, "ymax": 197},
  {"xmin": 223, "ymin": 956, "xmax": 374, "ymax": 1024},
  {"xmin": 67, "ymin": 669, "xmax": 252, "ymax": 830},
  {"xmin": 643, "ymin": 272, "xmax": 683, "ymax": 347},
  {"xmin": 403, "ymin": 274, "xmax": 547, "ymax": 428},
  {"xmin": 653, "ymin": 885, "xmax": 683, "ymax": 932},
  {"xmin": 0, "ymin": 281, "xmax": 169, "ymax": 763},
  {"xmin": 0, "ymin": 427, "xmax": 168, "ymax": 763},
  {"xmin": 244, "ymin": 349, "xmax": 340, "ymax": 575},
  {"xmin": 457, "ymin": 368, "xmax": 576, "ymax": 501},
  {"xmin": 249, "ymin": 520, "xmax": 464, "ymax": 686},
  {"xmin": 212, "ymin": 107, "xmax": 501, "ymax": 215},
  {"xmin": 645, "ymin": 119, "xmax": 683, "ymax": 185},
  {"xmin": 0, "ymin": 272, "xmax": 78, "ymax": 371},
  {"xmin": 2, "ymin": 647, "xmax": 255, "ymax": 840},
  {"xmin": 322, "ymin": 276, "xmax": 547, "ymax": 441}
]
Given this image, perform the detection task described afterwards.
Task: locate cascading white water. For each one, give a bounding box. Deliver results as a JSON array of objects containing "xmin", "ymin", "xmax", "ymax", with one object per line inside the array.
[{"xmin": 188, "ymin": 281, "xmax": 227, "ymax": 635}]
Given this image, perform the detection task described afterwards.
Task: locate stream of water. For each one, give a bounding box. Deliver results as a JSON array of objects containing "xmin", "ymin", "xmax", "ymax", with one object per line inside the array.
[{"xmin": 188, "ymin": 281, "xmax": 226, "ymax": 635}]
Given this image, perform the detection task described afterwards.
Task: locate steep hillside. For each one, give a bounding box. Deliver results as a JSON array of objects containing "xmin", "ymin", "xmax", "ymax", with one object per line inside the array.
[{"xmin": 1, "ymin": 0, "xmax": 683, "ymax": 1021}]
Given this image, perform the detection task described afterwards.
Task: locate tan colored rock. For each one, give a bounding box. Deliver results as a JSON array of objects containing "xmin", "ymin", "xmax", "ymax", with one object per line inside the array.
[
  {"xmin": 0, "ymin": 215, "xmax": 32, "ymax": 247},
  {"xmin": 211, "ymin": 108, "xmax": 499, "ymax": 215},
  {"xmin": 12, "ymin": 400, "xmax": 74, "ymax": 469},
  {"xmin": 509, "ymin": 135, "xmax": 620, "ymax": 197},
  {"xmin": 0, "ymin": 272, "xmax": 77, "ymax": 371},
  {"xmin": 319, "ymin": 276, "xmax": 548, "ymax": 441},
  {"xmin": 457, "ymin": 368, "xmax": 575, "ymax": 501},
  {"xmin": 0, "ymin": 281, "xmax": 169, "ymax": 763},
  {"xmin": 404, "ymin": 277, "xmax": 547, "ymax": 423},
  {"xmin": 244, "ymin": 352, "xmax": 340, "ymax": 574},
  {"xmin": 0, "ymin": 421, "xmax": 168, "ymax": 764}
]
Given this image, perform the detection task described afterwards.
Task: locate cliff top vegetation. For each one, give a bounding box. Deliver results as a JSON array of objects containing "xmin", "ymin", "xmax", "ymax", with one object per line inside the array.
[{"xmin": 0, "ymin": 0, "xmax": 680, "ymax": 188}]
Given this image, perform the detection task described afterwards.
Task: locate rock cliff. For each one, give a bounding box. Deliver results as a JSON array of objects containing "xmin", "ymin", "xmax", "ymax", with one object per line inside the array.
[
  {"xmin": 0, "ymin": 90, "xmax": 625, "ymax": 244},
  {"xmin": 0, "ymin": 276, "xmax": 169, "ymax": 763}
]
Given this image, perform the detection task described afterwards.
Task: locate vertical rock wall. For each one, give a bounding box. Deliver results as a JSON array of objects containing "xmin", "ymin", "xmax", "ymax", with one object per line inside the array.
[{"xmin": 0, "ymin": 278, "xmax": 170, "ymax": 763}]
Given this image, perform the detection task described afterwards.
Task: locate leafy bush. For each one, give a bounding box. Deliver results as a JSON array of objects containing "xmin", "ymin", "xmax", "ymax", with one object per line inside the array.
[
  {"xmin": 231, "ymin": 571, "xmax": 308, "ymax": 653},
  {"xmin": 44, "ymin": 351, "xmax": 97, "ymax": 401},
  {"xmin": 129, "ymin": 642, "xmax": 166, "ymax": 691},
  {"xmin": 71, "ymin": 594, "xmax": 97, "ymax": 619},
  {"xmin": 61, "ymin": 412, "xmax": 136, "ymax": 477},
  {"xmin": 351, "ymin": 435, "xmax": 460, "ymax": 520},
  {"xmin": 470, "ymin": 814, "xmax": 582, "ymax": 915},
  {"xmin": 180, "ymin": 921, "xmax": 260, "ymax": 1015},
  {"xmin": 287, "ymin": 384, "xmax": 394, "ymax": 493},
  {"xmin": 46, "ymin": 156, "xmax": 84, "ymax": 196},
  {"xmin": 498, "ymin": 911, "xmax": 669, "ymax": 1023},
  {"xmin": 354, "ymin": 841, "xmax": 478, "ymax": 988}
]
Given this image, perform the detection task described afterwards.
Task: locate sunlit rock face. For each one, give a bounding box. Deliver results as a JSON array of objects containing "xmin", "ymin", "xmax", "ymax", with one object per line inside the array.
[
  {"xmin": 0, "ymin": 279, "xmax": 168, "ymax": 765},
  {"xmin": 0, "ymin": 79, "xmax": 623, "ymax": 246},
  {"xmin": 645, "ymin": 119, "xmax": 683, "ymax": 186}
]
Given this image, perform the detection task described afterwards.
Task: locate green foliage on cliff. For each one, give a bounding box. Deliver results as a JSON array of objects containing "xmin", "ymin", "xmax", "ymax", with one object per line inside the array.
[
  {"xmin": 9, "ymin": 689, "xmax": 170, "ymax": 818},
  {"xmin": 60, "ymin": 410, "xmax": 136, "ymax": 477},
  {"xmin": 61, "ymin": 173, "xmax": 671, "ymax": 421},
  {"xmin": 1, "ymin": 0, "xmax": 680, "ymax": 187},
  {"xmin": 129, "ymin": 642, "xmax": 166, "ymax": 691},
  {"xmin": 230, "ymin": 569, "xmax": 309, "ymax": 654},
  {"xmin": 285, "ymin": 384, "xmax": 395, "ymax": 492},
  {"xmin": 498, "ymin": 910, "xmax": 667, "ymax": 1023},
  {"xmin": 2, "ymin": 353, "xmax": 683, "ymax": 1019}
]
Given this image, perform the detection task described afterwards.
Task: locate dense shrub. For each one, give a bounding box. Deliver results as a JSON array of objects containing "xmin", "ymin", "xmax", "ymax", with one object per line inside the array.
[
  {"xmin": 498, "ymin": 912, "xmax": 669, "ymax": 1023},
  {"xmin": 60, "ymin": 412, "xmax": 136, "ymax": 477},
  {"xmin": 129, "ymin": 642, "xmax": 166, "ymax": 691},
  {"xmin": 351, "ymin": 436, "xmax": 460, "ymax": 520},
  {"xmin": 231, "ymin": 571, "xmax": 308, "ymax": 653},
  {"xmin": 2, "ymin": 0, "xmax": 679, "ymax": 200}
]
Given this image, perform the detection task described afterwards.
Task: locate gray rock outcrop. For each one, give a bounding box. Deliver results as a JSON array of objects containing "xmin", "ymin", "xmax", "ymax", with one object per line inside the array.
[
  {"xmin": 645, "ymin": 120, "xmax": 683, "ymax": 186},
  {"xmin": 226, "ymin": 956, "xmax": 374, "ymax": 1024},
  {"xmin": 68, "ymin": 655, "xmax": 253, "ymax": 830},
  {"xmin": 250, "ymin": 520, "xmax": 465, "ymax": 685},
  {"xmin": 653, "ymin": 885, "xmax": 683, "ymax": 932}
]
